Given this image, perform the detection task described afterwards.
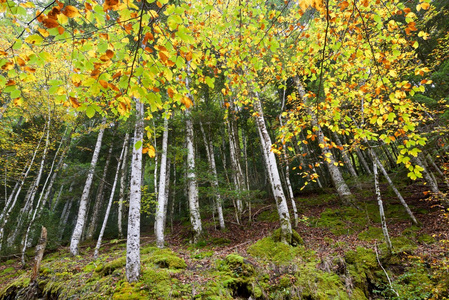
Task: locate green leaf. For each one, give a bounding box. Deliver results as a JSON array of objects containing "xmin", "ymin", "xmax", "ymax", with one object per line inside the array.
[
  {"xmin": 134, "ymin": 140, "xmax": 142, "ymax": 150},
  {"xmin": 13, "ymin": 40, "xmax": 22, "ymax": 50},
  {"xmin": 86, "ymin": 106, "xmax": 96, "ymax": 118},
  {"xmin": 10, "ymin": 89, "xmax": 21, "ymax": 98},
  {"xmin": 25, "ymin": 34, "xmax": 43, "ymax": 45}
]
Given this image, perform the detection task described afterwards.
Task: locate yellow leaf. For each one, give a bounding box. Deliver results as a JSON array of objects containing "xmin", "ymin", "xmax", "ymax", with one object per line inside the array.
[
  {"xmin": 148, "ymin": 145, "xmax": 156, "ymax": 157},
  {"xmin": 37, "ymin": 28, "xmax": 49, "ymax": 37}
]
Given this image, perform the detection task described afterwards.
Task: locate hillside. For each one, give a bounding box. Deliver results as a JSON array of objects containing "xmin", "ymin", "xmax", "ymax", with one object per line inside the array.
[{"xmin": 1, "ymin": 181, "xmax": 449, "ymax": 300}]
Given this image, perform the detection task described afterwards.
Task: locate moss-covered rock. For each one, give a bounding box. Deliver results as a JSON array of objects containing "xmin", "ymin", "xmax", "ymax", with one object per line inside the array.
[
  {"xmin": 247, "ymin": 236, "xmax": 304, "ymax": 264},
  {"xmin": 144, "ymin": 248, "xmax": 187, "ymax": 269}
]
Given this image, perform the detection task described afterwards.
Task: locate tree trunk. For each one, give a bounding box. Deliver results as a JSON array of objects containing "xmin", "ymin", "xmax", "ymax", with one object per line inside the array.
[
  {"xmin": 126, "ymin": 99, "xmax": 144, "ymax": 282},
  {"xmin": 86, "ymin": 136, "xmax": 115, "ymax": 241},
  {"xmin": 369, "ymin": 147, "xmax": 419, "ymax": 226},
  {"xmin": 332, "ymin": 131, "xmax": 362, "ymax": 190},
  {"xmin": 94, "ymin": 138, "xmax": 126, "ymax": 258},
  {"xmin": 413, "ymin": 156, "xmax": 449, "ymax": 205},
  {"xmin": 70, "ymin": 118, "xmax": 107, "ymax": 256},
  {"xmin": 155, "ymin": 115, "xmax": 170, "ymax": 248},
  {"xmin": 30, "ymin": 227, "xmax": 47, "ymax": 282},
  {"xmin": 227, "ymin": 99, "xmax": 244, "ymax": 222},
  {"xmin": 200, "ymin": 121, "xmax": 225, "ymax": 230},
  {"xmin": 373, "ymin": 162, "xmax": 392, "ymax": 253},
  {"xmin": 254, "ymin": 93, "xmax": 292, "ymax": 244},
  {"xmin": 185, "ymin": 66, "xmax": 202, "ymax": 243},
  {"xmin": 118, "ymin": 133, "xmax": 130, "ymax": 239}
]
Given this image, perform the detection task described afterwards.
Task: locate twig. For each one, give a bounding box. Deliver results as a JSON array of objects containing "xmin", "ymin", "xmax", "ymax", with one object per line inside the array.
[
  {"xmin": 374, "ymin": 242, "xmax": 399, "ymax": 298},
  {"xmin": 5, "ymin": 0, "xmax": 56, "ymax": 51},
  {"xmin": 252, "ymin": 204, "xmax": 272, "ymax": 219}
]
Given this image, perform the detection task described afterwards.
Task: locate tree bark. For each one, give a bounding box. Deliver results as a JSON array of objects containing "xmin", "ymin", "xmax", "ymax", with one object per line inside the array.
[
  {"xmin": 94, "ymin": 138, "xmax": 126, "ymax": 258},
  {"xmin": 86, "ymin": 136, "xmax": 115, "ymax": 241},
  {"xmin": 373, "ymin": 162, "xmax": 392, "ymax": 253},
  {"xmin": 200, "ymin": 121, "xmax": 225, "ymax": 230},
  {"xmin": 30, "ymin": 226, "xmax": 47, "ymax": 282},
  {"xmin": 185, "ymin": 66, "xmax": 202, "ymax": 243},
  {"xmin": 254, "ymin": 93, "xmax": 292, "ymax": 244},
  {"xmin": 369, "ymin": 147, "xmax": 419, "ymax": 226},
  {"xmin": 70, "ymin": 118, "xmax": 107, "ymax": 256},
  {"xmin": 126, "ymin": 99, "xmax": 144, "ymax": 282},
  {"xmin": 118, "ymin": 133, "xmax": 130, "ymax": 239},
  {"xmin": 155, "ymin": 115, "xmax": 170, "ymax": 248}
]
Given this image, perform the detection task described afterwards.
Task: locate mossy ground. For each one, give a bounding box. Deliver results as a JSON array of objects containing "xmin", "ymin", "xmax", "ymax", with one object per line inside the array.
[{"xmin": 1, "ymin": 183, "xmax": 449, "ymax": 299}]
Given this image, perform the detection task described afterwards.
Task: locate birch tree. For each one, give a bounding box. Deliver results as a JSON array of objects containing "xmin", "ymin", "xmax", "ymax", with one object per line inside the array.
[
  {"xmin": 70, "ymin": 118, "xmax": 107, "ymax": 256},
  {"xmin": 155, "ymin": 114, "xmax": 170, "ymax": 248},
  {"xmin": 254, "ymin": 92, "xmax": 292, "ymax": 244},
  {"xmin": 126, "ymin": 99, "xmax": 144, "ymax": 282}
]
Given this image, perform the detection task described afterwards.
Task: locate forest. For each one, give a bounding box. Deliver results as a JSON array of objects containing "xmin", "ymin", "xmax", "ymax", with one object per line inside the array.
[{"xmin": 0, "ymin": 0, "xmax": 449, "ymax": 298}]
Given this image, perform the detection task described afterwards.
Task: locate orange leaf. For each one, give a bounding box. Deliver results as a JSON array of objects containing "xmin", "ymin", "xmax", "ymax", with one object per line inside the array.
[
  {"xmin": 58, "ymin": 26, "xmax": 65, "ymax": 34},
  {"xmin": 69, "ymin": 96, "xmax": 80, "ymax": 108},
  {"xmin": 103, "ymin": 0, "xmax": 119, "ymax": 11},
  {"xmin": 167, "ymin": 87, "xmax": 175, "ymax": 98},
  {"xmin": 6, "ymin": 79, "xmax": 16, "ymax": 86},
  {"xmin": 63, "ymin": 5, "xmax": 79, "ymax": 18},
  {"xmin": 99, "ymin": 80, "xmax": 108, "ymax": 88},
  {"xmin": 181, "ymin": 96, "xmax": 193, "ymax": 108},
  {"xmin": 85, "ymin": 2, "xmax": 92, "ymax": 10},
  {"xmin": 112, "ymin": 71, "xmax": 122, "ymax": 79},
  {"xmin": 42, "ymin": 18, "xmax": 59, "ymax": 28},
  {"xmin": 16, "ymin": 57, "xmax": 26, "ymax": 66},
  {"xmin": 158, "ymin": 51, "xmax": 169, "ymax": 63},
  {"xmin": 106, "ymin": 49, "xmax": 114, "ymax": 58}
]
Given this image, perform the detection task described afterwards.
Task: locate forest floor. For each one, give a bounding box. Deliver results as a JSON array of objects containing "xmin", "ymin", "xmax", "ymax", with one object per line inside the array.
[{"xmin": 1, "ymin": 180, "xmax": 449, "ymax": 299}]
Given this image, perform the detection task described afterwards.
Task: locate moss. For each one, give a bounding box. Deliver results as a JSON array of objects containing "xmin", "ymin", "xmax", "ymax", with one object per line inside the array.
[
  {"xmin": 358, "ymin": 227, "xmax": 384, "ymax": 241},
  {"xmin": 313, "ymin": 207, "xmax": 368, "ymax": 235},
  {"xmin": 345, "ymin": 247, "xmax": 381, "ymax": 297},
  {"xmin": 417, "ymin": 234, "xmax": 435, "ymax": 244},
  {"xmin": 293, "ymin": 261, "xmax": 353, "ymax": 299},
  {"xmin": 112, "ymin": 282, "xmax": 149, "ymax": 299},
  {"xmin": 0, "ymin": 267, "xmax": 15, "ymax": 275},
  {"xmin": 145, "ymin": 248, "xmax": 187, "ymax": 269},
  {"xmin": 271, "ymin": 228, "xmax": 304, "ymax": 246},
  {"xmin": 209, "ymin": 237, "xmax": 231, "ymax": 246},
  {"xmin": 390, "ymin": 236, "xmax": 418, "ymax": 254},
  {"xmin": 247, "ymin": 236, "xmax": 304, "ymax": 264},
  {"xmin": 97, "ymin": 256, "xmax": 126, "ymax": 276},
  {"xmin": 257, "ymin": 209, "xmax": 279, "ymax": 222}
]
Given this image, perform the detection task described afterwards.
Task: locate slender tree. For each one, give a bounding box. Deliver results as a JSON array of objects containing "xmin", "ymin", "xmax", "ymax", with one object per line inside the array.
[{"xmin": 70, "ymin": 118, "xmax": 107, "ymax": 256}]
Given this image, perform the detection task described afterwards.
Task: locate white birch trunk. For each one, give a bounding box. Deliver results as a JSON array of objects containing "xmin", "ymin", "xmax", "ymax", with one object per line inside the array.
[
  {"xmin": 126, "ymin": 99, "xmax": 144, "ymax": 282},
  {"xmin": 425, "ymin": 153, "xmax": 449, "ymax": 189},
  {"xmin": 155, "ymin": 115, "xmax": 170, "ymax": 248},
  {"xmin": 200, "ymin": 121, "xmax": 225, "ymax": 230},
  {"xmin": 70, "ymin": 118, "xmax": 107, "ymax": 256},
  {"xmin": 94, "ymin": 139, "xmax": 126, "ymax": 258},
  {"xmin": 58, "ymin": 197, "xmax": 73, "ymax": 241},
  {"xmin": 373, "ymin": 161, "xmax": 392, "ymax": 253},
  {"xmin": 413, "ymin": 156, "xmax": 448, "ymax": 205},
  {"xmin": 369, "ymin": 147, "xmax": 419, "ymax": 225},
  {"xmin": 356, "ymin": 147, "xmax": 372, "ymax": 175},
  {"xmin": 86, "ymin": 138, "xmax": 114, "ymax": 240},
  {"xmin": 163, "ymin": 158, "xmax": 171, "ymax": 230},
  {"xmin": 118, "ymin": 133, "xmax": 130, "ymax": 239},
  {"xmin": 254, "ymin": 93, "xmax": 292, "ymax": 243},
  {"xmin": 332, "ymin": 131, "xmax": 362, "ymax": 190}
]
